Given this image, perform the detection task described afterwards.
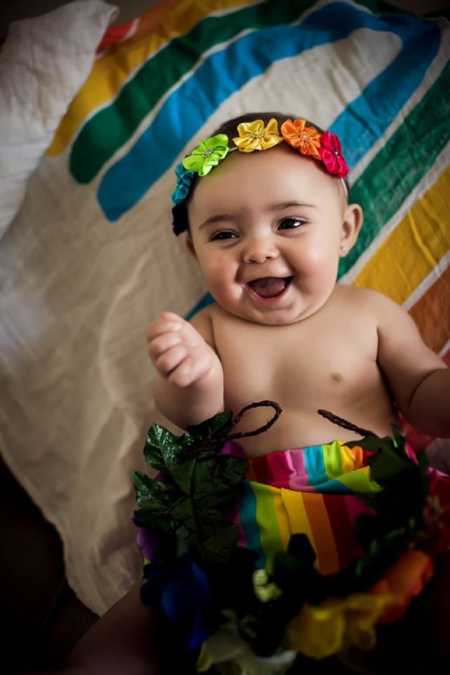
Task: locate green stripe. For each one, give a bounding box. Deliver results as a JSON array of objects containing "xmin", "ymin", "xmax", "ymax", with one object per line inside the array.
[
  {"xmin": 254, "ymin": 483, "xmax": 284, "ymax": 572},
  {"xmin": 71, "ymin": 0, "xmax": 316, "ymax": 183},
  {"xmin": 339, "ymin": 60, "xmax": 450, "ymax": 279}
]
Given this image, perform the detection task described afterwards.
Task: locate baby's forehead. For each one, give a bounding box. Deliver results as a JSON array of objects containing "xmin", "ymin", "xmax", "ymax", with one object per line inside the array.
[{"xmin": 190, "ymin": 145, "xmax": 345, "ymax": 208}]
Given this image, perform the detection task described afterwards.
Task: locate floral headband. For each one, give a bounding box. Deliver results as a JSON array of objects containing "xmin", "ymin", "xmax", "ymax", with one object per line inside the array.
[{"xmin": 171, "ymin": 118, "xmax": 349, "ymax": 234}]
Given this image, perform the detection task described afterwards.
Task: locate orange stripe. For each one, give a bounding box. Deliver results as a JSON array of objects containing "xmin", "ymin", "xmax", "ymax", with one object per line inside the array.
[
  {"xmin": 301, "ymin": 492, "xmax": 339, "ymax": 574},
  {"xmin": 409, "ymin": 266, "xmax": 450, "ymax": 353}
]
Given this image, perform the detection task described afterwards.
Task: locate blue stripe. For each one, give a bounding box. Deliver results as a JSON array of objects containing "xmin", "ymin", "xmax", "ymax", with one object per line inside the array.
[{"xmin": 98, "ymin": 2, "xmax": 439, "ymax": 221}]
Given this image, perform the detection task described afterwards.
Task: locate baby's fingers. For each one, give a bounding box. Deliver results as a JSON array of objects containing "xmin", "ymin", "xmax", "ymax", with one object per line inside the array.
[
  {"xmin": 155, "ymin": 344, "xmax": 187, "ymax": 377},
  {"xmin": 168, "ymin": 351, "xmax": 212, "ymax": 388},
  {"xmin": 147, "ymin": 316, "xmax": 182, "ymax": 341},
  {"xmin": 148, "ymin": 332, "xmax": 181, "ymax": 360}
]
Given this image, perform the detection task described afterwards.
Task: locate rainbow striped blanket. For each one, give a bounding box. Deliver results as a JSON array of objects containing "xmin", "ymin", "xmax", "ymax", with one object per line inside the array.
[{"xmin": 0, "ymin": 0, "xmax": 448, "ymax": 616}]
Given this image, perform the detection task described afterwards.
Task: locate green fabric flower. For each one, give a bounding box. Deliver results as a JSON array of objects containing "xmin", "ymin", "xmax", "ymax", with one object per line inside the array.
[{"xmin": 182, "ymin": 134, "xmax": 230, "ymax": 176}]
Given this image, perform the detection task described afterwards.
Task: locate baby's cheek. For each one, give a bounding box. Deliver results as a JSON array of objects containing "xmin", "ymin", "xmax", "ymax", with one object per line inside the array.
[
  {"xmin": 296, "ymin": 244, "xmax": 340, "ymax": 288},
  {"xmin": 299, "ymin": 244, "xmax": 333, "ymax": 270}
]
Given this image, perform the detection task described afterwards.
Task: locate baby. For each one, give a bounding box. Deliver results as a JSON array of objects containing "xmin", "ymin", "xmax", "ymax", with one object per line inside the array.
[
  {"xmin": 52, "ymin": 113, "xmax": 450, "ymax": 675},
  {"xmin": 141, "ymin": 111, "xmax": 450, "ymax": 672},
  {"xmin": 148, "ymin": 112, "xmax": 449, "ymax": 450}
]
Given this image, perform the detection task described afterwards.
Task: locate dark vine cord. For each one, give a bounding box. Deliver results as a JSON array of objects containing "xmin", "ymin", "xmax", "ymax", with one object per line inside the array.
[
  {"xmin": 317, "ymin": 409, "xmax": 377, "ymax": 438},
  {"xmin": 226, "ymin": 400, "xmax": 283, "ymax": 441}
]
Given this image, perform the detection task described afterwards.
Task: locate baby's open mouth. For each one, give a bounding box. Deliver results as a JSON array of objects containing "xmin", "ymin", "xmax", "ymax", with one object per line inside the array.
[{"xmin": 247, "ymin": 276, "xmax": 292, "ymax": 298}]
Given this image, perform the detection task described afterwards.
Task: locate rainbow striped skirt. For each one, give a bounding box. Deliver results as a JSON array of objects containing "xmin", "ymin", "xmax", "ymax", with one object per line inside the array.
[{"xmin": 236, "ymin": 440, "xmax": 386, "ymax": 575}]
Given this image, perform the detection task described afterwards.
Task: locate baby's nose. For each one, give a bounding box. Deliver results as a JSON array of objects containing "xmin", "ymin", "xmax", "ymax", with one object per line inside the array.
[{"xmin": 242, "ymin": 237, "xmax": 279, "ymax": 264}]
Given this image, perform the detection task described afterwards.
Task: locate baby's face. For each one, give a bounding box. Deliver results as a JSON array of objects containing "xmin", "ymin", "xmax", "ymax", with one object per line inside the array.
[{"xmin": 186, "ymin": 145, "xmax": 360, "ymax": 326}]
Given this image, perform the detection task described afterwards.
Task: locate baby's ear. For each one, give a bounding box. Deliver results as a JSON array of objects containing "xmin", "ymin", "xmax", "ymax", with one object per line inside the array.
[{"xmin": 339, "ymin": 203, "xmax": 364, "ymax": 256}]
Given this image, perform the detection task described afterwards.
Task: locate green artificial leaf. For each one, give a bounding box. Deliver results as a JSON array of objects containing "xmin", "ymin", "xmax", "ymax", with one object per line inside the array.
[
  {"xmin": 133, "ymin": 470, "xmax": 155, "ymax": 502},
  {"xmin": 135, "ymin": 408, "xmax": 250, "ymax": 566},
  {"xmin": 197, "ymin": 523, "xmax": 239, "ymax": 565},
  {"xmin": 144, "ymin": 424, "xmax": 186, "ymax": 470},
  {"xmin": 169, "ymin": 458, "xmax": 198, "ymax": 494},
  {"xmin": 187, "ymin": 410, "xmax": 234, "ymax": 439},
  {"xmin": 133, "ymin": 508, "xmax": 173, "ymax": 535},
  {"xmin": 365, "ymin": 436, "xmax": 413, "ymax": 485},
  {"xmin": 214, "ymin": 455, "xmax": 247, "ymax": 489},
  {"xmin": 134, "ymin": 473, "xmax": 178, "ymax": 508}
]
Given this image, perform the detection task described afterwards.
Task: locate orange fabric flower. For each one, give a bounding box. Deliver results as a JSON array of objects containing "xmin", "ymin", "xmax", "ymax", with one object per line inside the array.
[
  {"xmin": 280, "ymin": 118, "xmax": 322, "ymax": 159},
  {"xmin": 370, "ymin": 550, "xmax": 434, "ymax": 623}
]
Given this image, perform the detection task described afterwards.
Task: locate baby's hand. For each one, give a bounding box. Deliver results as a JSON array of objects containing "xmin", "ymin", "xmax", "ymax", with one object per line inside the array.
[{"xmin": 147, "ymin": 311, "xmax": 217, "ymax": 389}]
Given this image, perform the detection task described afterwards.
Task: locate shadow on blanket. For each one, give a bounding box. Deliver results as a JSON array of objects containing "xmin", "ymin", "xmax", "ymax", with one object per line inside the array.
[{"xmin": 0, "ymin": 456, "xmax": 97, "ymax": 673}]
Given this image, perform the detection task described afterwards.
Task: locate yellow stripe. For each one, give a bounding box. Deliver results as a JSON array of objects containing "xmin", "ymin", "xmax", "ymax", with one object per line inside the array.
[
  {"xmin": 272, "ymin": 489, "xmax": 290, "ymax": 552},
  {"xmin": 323, "ymin": 440, "xmax": 362, "ymax": 477},
  {"xmin": 337, "ymin": 467, "xmax": 382, "ymax": 493},
  {"xmin": 354, "ymin": 166, "xmax": 450, "ymax": 302},
  {"xmin": 47, "ymin": 0, "xmax": 256, "ymax": 156},
  {"xmin": 280, "ymin": 488, "xmax": 316, "ymax": 553}
]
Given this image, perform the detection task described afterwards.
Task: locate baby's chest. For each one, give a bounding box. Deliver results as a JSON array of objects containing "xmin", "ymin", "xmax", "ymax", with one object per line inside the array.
[{"xmin": 215, "ymin": 319, "xmax": 377, "ymax": 409}]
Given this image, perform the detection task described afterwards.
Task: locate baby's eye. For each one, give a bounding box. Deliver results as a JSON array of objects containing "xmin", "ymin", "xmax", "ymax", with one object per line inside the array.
[
  {"xmin": 209, "ymin": 230, "xmax": 239, "ymax": 241},
  {"xmin": 278, "ymin": 217, "xmax": 306, "ymax": 230}
]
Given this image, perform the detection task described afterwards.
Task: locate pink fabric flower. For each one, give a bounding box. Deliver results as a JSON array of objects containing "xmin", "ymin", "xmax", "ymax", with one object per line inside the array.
[{"xmin": 319, "ymin": 131, "xmax": 349, "ymax": 178}]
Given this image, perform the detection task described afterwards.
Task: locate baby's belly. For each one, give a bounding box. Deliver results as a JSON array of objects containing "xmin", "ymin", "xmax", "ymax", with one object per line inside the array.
[{"xmin": 228, "ymin": 402, "xmax": 395, "ymax": 458}]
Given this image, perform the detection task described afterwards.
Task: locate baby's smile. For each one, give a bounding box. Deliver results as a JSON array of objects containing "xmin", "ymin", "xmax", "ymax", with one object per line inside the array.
[{"xmin": 246, "ymin": 275, "xmax": 293, "ymax": 299}]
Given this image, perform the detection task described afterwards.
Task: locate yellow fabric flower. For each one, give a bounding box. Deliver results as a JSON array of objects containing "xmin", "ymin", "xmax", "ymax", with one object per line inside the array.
[
  {"xmin": 197, "ymin": 625, "xmax": 296, "ymax": 675},
  {"xmin": 285, "ymin": 592, "xmax": 394, "ymax": 659},
  {"xmin": 253, "ymin": 569, "xmax": 282, "ymax": 603},
  {"xmin": 233, "ymin": 118, "xmax": 283, "ymax": 153}
]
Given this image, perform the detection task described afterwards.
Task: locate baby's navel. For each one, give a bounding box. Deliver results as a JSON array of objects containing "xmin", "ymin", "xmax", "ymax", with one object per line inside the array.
[{"xmin": 331, "ymin": 372, "xmax": 343, "ymax": 383}]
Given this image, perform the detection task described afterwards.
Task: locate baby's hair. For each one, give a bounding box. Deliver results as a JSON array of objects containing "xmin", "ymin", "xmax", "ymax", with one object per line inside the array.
[{"xmin": 172, "ymin": 111, "xmax": 347, "ymax": 235}]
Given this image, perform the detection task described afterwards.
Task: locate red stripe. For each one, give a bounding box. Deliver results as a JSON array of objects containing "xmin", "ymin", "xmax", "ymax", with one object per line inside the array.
[
  {"xmin": 98, "ymin": 20, "xmax": 135, "ymax": 50},
  {"xmin": 323, "ymin": 494, "xmax": 372, "ymax": 571}
]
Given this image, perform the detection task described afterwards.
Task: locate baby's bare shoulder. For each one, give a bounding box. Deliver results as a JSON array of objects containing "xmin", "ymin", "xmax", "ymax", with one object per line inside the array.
[
  {"xmin": 335, "ymin": 285, "xmax": 395, "ymax": 316},
  {"xmin": 190, "ymin": 305, "xmax": 214, "ymax": 343}
]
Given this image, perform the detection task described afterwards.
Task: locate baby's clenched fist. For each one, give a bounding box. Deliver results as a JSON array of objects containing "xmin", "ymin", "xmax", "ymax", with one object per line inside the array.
[{"xmin": 147, "ymin": 311, "xmax": 217, "ymax": 389}]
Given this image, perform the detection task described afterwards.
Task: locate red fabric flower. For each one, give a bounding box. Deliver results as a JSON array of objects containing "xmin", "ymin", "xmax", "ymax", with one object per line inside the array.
[
  {"xmin": 319, "ymin": 131, "xmax": 349, "ymax": 178},
  {"xmin": 424, "ymin": 468, "xmax": 450, "ymax": 554}
]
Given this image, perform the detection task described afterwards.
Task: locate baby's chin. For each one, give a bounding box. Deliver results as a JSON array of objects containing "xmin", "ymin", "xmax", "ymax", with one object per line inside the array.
[
  {"xmin": 218, "ymin": 303, "xmax": 321, "ymax": 326},
  {"xmin": 211, "ymin": 286, "xmax": 337, "ymax": 325}
]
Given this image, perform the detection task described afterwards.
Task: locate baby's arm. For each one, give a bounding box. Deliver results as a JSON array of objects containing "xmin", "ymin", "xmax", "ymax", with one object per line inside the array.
[
  {"xmin": 372, "ymin": 291, "xmax": 450, "ymax": 437},
  {"xmin": 147, "ymin": 310, "xmax": 224, "ymax": 428}
]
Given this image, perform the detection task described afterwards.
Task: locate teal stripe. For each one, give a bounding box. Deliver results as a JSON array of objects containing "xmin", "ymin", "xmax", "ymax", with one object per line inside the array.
[
  {"xmin": 185, "ymin": 293, "xmax": 215, "ymax": 320},
  {"xmin": 304, "ymin": 445, "xmax": 350, "ymax": 493},
  {"xmin": 339, "ymin": 60, "xmax": 450, "ymax": 278},
  {"xmin": 304, "ymin": 445, "xmax": 327, "ymax": 485},
  {"xmin": 70, "ymin": 0, "xmax": 316, "ymax": 183},
  {"xmin": 240, "ymin": 481, "xmax": 265, "ymax": 568}
]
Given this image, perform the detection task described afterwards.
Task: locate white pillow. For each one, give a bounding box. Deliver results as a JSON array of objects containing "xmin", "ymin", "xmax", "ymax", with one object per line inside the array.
[{"xmin": 0, "ymin": 0, "xmax": 118, "ymax": 239}]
